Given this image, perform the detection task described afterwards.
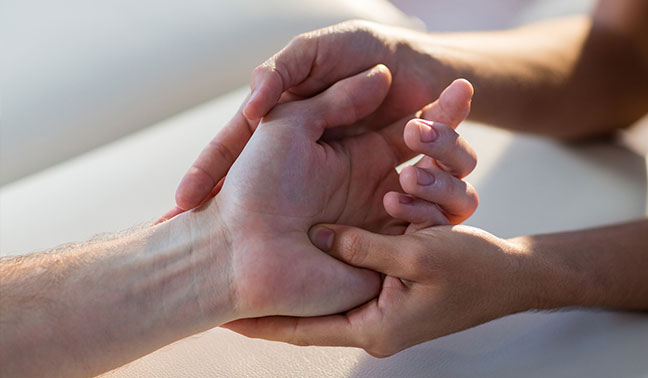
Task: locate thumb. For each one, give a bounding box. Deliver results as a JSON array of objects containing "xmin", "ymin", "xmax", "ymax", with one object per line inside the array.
[
  {"xmin": 419, "ymin": 79, "xmax": 473, "ymax": 129},
  {"xmin": 308, "ymin": 224, "xmax": 412, "ymax": 278}
]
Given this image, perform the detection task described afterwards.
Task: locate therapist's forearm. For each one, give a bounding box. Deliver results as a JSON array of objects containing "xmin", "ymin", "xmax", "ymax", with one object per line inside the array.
[
  {"xmin": 415, "ymin": 12, "xmax": 648, "ymax": 139},
  {"xmin": 0, "ymin": 213, "xmax": 233, "ymax": 378},
  {"xmin": 511, "ymin": 219, "xmax": 648, "ymax": 311}
]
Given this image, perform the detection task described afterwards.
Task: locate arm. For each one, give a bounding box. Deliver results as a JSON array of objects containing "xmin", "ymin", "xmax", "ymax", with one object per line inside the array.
[
  {"xmin": 0, "ymin": 213, "xmax": 233, "ymax": 378},
  {"xmin": 226, "ymin": 219, "xmax": 648, "ymax": 357},
  {"xmin": 423, "ymin": 1, "xmax": 648, "ymax": 139},
  {"xmin": 0, "ymin": 70, "xmax": 482, "ymax": 375},
  {"xmin": 173, "ymin": 0, "xmax": 648, "ymax": 211},
  {"xmin": 512, "ymin": 219, "xmax": 648, "ymax": 310}
]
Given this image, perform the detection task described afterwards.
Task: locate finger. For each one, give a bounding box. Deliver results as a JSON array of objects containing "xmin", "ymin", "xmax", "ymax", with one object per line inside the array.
[
  {"xmin": 174, "ymin": 105, "xmax": 257, "ymax": 210},
  {"xmin": 271, "ymin": 64, "xmax": 392, "ymax": 140},
  {"xmin": 375, "ymin": 114, "xmax": 419, "ymax": 164},
  {"xmin": 399, "ymin": 166, "xmax": 479, "ymax": 223},
  {"xmin": 372, "ymin": 79, "xmax": 474, "ymax": 166},
  {"xmin": 383, "ymin": 191, "xmax": 449, "ymax": 229},
  {"xmin": 404, "ymin": 119, "xmax": 477, "ymax": 178},
  {"xmin": 308, "ymin": 224, "xmax": 415, "ymax": 278},
  {"xmin": 244, "ymin": 35, "xmax": 319, "ymax": 120},
  {"xmin": 155, "ymin": 206, "xmax": 185, "ymax": 225},
  {"xmin": 223, "ymin": 315, "xmax": 360, "ymax": 348},
  {"xmin": 418, "ymin": 79, "xmax": 473, "ymax": 129}
]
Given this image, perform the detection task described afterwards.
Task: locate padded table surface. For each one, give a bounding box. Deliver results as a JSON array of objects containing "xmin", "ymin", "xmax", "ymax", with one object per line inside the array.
[{"xmin": 1, "ymin": 87, "xmax": 647, "ymax": 377}]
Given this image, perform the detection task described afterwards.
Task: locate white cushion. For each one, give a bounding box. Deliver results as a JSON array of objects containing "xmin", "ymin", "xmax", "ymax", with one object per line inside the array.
[{"xmin": 0, "ymin": 0, "xmax": 418, "ymax": 185}]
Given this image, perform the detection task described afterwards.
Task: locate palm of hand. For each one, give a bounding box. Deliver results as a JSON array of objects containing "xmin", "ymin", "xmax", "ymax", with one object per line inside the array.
[{"xmin": 212, "ymin": 67, "xmax": 410, "ymax": 319}]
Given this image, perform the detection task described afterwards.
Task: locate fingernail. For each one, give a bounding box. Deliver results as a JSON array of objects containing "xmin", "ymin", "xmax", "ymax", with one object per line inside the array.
[
  {"xmin": 416, "ymin": 167, "xmax": 435, "ymax": 186},
  {"xmin": 308, "ymin": 226, "xmax": 334, "ymax": 251},
  {"xmin": 399, "ymin": 194, "xmax": 414, "ymax": 204},
  {"xmin": 418, "ymin": 121, "xmax": 437, "ymax": 143}
]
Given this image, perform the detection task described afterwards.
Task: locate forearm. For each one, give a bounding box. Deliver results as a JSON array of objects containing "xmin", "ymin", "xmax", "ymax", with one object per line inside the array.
[
  {"xmin": 511, "ymin": 219, "xmax": 648, "ymax": 311},
  {"xmin": 411, "ymin": 14, "xmax": 648, "ymax": 138},
  {"xmin": 0, "ymin": 213, "xmax": 233, "ymax": 378}
]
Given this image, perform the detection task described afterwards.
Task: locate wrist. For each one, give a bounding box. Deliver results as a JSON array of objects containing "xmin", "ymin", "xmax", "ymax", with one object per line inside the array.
[
  {"xmin": 404, "ymin": 31, "xmax": 462, "ymax": 99},
  {"xmin": 506, "ymin": 234, "xmax": 589, "ymax": 311},
  {"xmin": 164, "ymin": 201, "xmax": 237, "ymax": 330},
  {"xmin": 386, "ymin": 28, "xmax": 455, "ymax": 103}
]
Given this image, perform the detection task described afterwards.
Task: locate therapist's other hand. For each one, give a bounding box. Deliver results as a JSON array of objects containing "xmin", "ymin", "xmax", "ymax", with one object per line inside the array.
[
  {"xmin": 172, "ymin": 20, "xmax": 447, "ymax": 212},
  {"xmin": 224, "ymin": 224, "xmax": 528, "ymax": 357},
  {"xmin": 384, "ymin": 80, "xmax": 478, "ymax": 231}
]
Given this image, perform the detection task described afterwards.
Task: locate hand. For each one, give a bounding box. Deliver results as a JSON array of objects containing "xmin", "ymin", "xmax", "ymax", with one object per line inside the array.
[
  {"xmin": 194, "ymin": 68, "xmax": 478, "ymax": 320},
  {"xmin": 171, "ymin": 20, "xmax": 449, "ymax": 212},
  {"xmin": 223, "ymin": 224, "xmax": 530, "ymax": 357}
]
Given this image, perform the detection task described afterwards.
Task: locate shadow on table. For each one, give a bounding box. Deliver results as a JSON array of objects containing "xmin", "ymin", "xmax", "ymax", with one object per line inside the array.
[
  {"xmin": 466, "ymin": 136, "xmax": 647, "ymax": 238},
  {"xmin": 350, "ymin": 310, "xmax": 648, "ymax": 378}
]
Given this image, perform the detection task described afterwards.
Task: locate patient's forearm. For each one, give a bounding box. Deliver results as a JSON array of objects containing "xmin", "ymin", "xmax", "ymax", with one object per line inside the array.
[
  {"xmin": 418, "ymin": 10, "xmax": 648, "ymax": 138},
  {"xmin": 0, "ymin": 214, "xmax": 232, "ymax": 378},
  {"xmin": 512, "ymin": 219, "xmax": 648, "ymax": 311}
]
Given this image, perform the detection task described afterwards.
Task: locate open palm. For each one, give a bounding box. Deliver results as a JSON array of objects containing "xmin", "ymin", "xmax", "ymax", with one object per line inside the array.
[{"xmin": 211, "ymin": 66, "xmax": 410, "ymax": 320}]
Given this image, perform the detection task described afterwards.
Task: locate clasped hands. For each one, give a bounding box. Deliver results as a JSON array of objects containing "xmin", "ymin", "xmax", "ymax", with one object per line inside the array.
[{"xmin": 167, "ymin": 64, "xmax": 520, "ymax": 357}]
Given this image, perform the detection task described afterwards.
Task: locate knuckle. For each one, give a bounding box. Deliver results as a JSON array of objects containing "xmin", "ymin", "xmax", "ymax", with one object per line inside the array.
[
  {"xmin": 435, "ymin": 172, "xmax": 455, "ymax": 198},
  {"xmin": 291, "ymin": 33, "xmax": 310, "ymax": 46},
  {"xmin": 364, "ymin": 330, "xmax": 400, "ymax": 357},
  {"xmin": 339, "ymin": 232, "xmax": 370, "ymax": 266},
  {"xmin": 407, "ymin": 235, "xmax": 442, "ymax": 274},
  {"xmin": 207, "ymin": 140, "xmax": 235, "ymax": 165},
  {"xmin": 343, "ymin": 19, "xmax": 368, "ymax": 29}
]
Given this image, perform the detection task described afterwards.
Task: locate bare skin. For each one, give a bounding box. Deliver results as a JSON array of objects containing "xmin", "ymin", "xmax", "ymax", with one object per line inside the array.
[
  {"xmin": 226, "ymin": 219, "xmax": 648, "ymax": 357},
  {"xmin": 0, "ymin": 74, "xmax": 478, "ymax": 377},
  {"xmin": 178, "ymin": 0, "xmax": 648, "ymax": 357},
  {"xmin": 172, "ymin": 0, "xmax": 648, "ymax": 216}
]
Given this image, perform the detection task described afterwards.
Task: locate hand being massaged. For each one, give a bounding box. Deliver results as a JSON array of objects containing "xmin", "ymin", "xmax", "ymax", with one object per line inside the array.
[{"xmin": 170, "ymin": 65, "xmax": 478, "ymax": 320}]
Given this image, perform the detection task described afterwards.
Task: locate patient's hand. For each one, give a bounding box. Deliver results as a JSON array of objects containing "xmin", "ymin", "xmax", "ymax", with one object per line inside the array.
[
  {"xmin": 170, "ymin": 21, "xmax": 444, "ymax": 214},
  {"xmin": 191, "ymin": 66, "xmax": 477, "ymax": 319},
  {"xmin": 199, "ymin": 65, "xmax": 394, "ymax": 317}
]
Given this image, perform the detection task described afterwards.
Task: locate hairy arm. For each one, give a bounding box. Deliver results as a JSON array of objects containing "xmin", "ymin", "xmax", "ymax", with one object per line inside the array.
[
  {"xmin": 0, "ymin": 214, "xmax": 233, "ymax": 378},
  {"xmin": 415, "ymin": 0, "xmax": 648, "ymax": 139}
]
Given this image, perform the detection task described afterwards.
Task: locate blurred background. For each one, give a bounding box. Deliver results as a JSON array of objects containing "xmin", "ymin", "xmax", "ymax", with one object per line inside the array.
[{"xmin": 0, "ymin": 0, "xmax": 594, "ymax": 186}]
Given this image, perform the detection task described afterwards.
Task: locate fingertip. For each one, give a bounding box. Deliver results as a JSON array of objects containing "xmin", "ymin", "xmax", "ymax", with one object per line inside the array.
[
  {"xmin": 452, "ymin": 78, "xmax": 474, "ymax": 97},
  {"xmin": 175, "ymin": 167, "xmax": 215, "ymax": 210},
  {"xmin": 398, "ymin": 165, "xmax": 419, "ymax": 194},
  {"xmin": 308, "ymin": 225, "xmax": 335, "ymax": 252},
  {"xmin": 383, "ymin": 191, "xmax": 405, "ymax": 216},
  {"xmin": 244, "ymin": 65, "xmax": 285, "ymax": 119},
  {"xmin": 440, "ymin": 79, "xmax": 474, "ymax": 114},
  {"xmin": 383, "ymin": 191, "xmax": 419, "ymax": 221},
  {"xmin": 368, "ymin": 63, "xmax": 392, "ymax": 87},
  {"xmin": 403, "ymin": 118, "xmax": 439, "ymax": 152}
]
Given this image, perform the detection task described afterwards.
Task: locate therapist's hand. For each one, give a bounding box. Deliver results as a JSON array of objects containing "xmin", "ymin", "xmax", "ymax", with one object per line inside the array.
[
  {"xmin": 171, "ymin": 20, "xmax": 450, "ymax": 212},
  {"xmin": 224, "ymin": 224, "xmax": 530, "ymax": 357}
]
